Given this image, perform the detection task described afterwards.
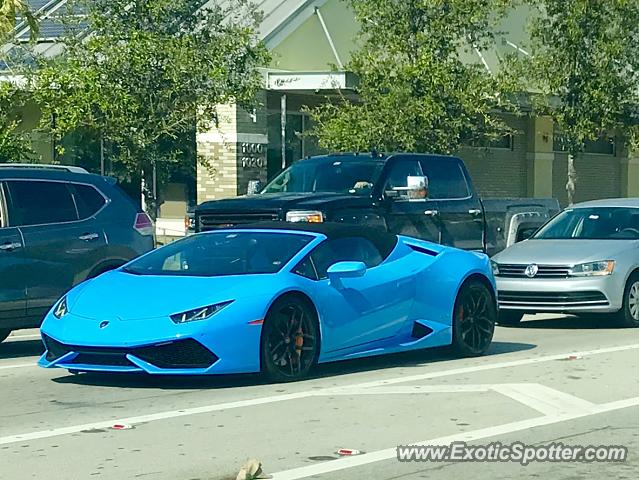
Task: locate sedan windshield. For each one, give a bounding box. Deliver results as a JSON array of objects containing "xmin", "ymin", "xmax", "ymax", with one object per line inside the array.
[
  {"xmin": 262, "ymin": 156, "xmax": 385, "ymax": 195},
  {"xmin": 122, "ymin": 232, "xmax": 314, "ymax": 277},
  {"xmin": 534, "ymin": 207, "xmax": 639, "ymax": 240}
]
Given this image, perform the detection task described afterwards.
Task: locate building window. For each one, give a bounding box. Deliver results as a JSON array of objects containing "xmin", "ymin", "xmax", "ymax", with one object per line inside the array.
[
  {"xmin": 464, "ymin": 134, "xmax": 514, "ymax": 150},
  {"xmin": 553, "ymin": 129, "xmax": 616, "ymax": 155}
]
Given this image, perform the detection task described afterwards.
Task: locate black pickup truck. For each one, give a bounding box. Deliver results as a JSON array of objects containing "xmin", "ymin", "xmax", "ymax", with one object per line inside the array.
[{"xmin": 194, "ymin": 153, "xmax": 559, "ymax": 256}]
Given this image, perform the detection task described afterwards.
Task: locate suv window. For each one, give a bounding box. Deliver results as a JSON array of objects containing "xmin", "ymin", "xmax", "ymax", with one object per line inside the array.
[
  {"xmin": 69, "ymin": 184, "xmax": 106, "ymax": 219},
  {"xmin": 420, "ymin": 158, "xmax": 470, "ymax": 199},
  {"xmin": 295, "ymin": 237, "xmax": 384, "ymax": 280},
  {"xmin": 0, "ymin": 184, "xmax": 5, "ymax": 228},
  {"xmin": 7, "ymin": 180, "xmax": 78, "ymax": 226}
]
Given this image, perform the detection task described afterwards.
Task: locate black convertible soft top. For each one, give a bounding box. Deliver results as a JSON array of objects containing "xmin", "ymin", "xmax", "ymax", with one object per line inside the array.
[{"xmin": 230, "ymin": 222, "xmax": 399, "ymax": 259}]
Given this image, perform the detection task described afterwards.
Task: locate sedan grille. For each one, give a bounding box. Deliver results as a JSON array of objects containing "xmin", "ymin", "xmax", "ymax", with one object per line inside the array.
[
  {"xmin": 42, "ymin": 335, "xmax": 218, "ymax": 369},
  {"xmin": 198, "ymin": 211, "xmax": 280, "ymax": 231},
  {"xmin": 498, "ymin": 291, "xmax": 609, "ymax": 309},
  {"xmin": 497, "ymin": 264, "xmax": 572, "ymax": 278}
]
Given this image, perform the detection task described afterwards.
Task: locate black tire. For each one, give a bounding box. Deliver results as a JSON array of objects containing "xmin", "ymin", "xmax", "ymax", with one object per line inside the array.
[
  {"xmin": 0, "ymin": 329, "xmax": 10, "ymax": 343},
  {"xmin": 452, "ymin": 280, "xmax": 496, "ymax": 357},
  {"xmin": 261, "ymin": 295, "xmax": 320, "ymax": 382},
  {"xmin": 616, "ymin": 273, "xmax": 639, "ymax": 328},
  {"xmin": 497, "ymin": 311, "xmax": 525, "ymax": 326}
]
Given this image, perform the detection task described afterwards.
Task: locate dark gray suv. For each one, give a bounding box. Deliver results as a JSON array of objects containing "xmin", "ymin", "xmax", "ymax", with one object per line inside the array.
[{"xmin": 0, "ymin": 164, "xmax": 154, "ymax": 342}]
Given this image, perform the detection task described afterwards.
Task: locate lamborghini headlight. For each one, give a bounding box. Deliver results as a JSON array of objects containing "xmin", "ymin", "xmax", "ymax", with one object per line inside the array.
[
  {"xmin": 170, "ymin": 301, "xmax": 234, "ymax": 324},
  {"xmin": 286, "ymin": 210, "xmax": 324, "ymax": 223},
  {"xmin": 53, "ymin": 296, "xmax": 69, "ymax": 319},
  {"xmin": 569, "ymin": 261, "xmax": 615, "ymax": 277}
]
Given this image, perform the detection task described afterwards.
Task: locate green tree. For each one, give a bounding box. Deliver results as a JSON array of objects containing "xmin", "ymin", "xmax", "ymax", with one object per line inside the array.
[
  {"xmin": 309, "ymin": 0, "xmax": 516, "ymax": 154},
  {"xmin": 519, "ymin": 0, "xmax": 639, "ymax": 205},
  {"xmin": 0, "ymin": 81, "xmax": 34, "ymax": 163},
  {"xmin": 0, "ymin": 0, "xmax": 38, "ymax": 41},
  {"xmin": 32, "ymin": 0, "xmax": 269, "ymax": 216}
]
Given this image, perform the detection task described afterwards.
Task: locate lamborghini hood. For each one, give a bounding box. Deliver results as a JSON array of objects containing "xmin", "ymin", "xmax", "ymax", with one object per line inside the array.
[{"xmin": 67, "ymin": 270, "xmax": 274, "ymax": 320}]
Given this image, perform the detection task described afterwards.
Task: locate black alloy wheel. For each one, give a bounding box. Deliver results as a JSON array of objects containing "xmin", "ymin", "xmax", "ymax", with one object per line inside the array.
[
  {"xmin": 452, "ymin": 280, "xmax": 496, "ymax": 356},
  {"xmin": 261, "ymin": 296, "xmax": 320, "ymax": 382}
]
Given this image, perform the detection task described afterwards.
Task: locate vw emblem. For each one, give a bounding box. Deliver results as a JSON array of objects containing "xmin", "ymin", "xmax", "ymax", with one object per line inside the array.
[
  {"xmin": 99, "ymin": 321, "xmax": 110, "ymax": 329},
  {"xmin": 525, "ymin": 264, "xmax": 539, "ymax": 278}
]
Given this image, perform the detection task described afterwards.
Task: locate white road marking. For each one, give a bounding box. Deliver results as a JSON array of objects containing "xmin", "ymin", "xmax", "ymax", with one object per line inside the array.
[
  {"xmin": 7, "ymin": 334, "xmax": 41, "ymax": 340},
  {"xmin": 491, "ymin": 383, "xmax": 597, "ymax": 416},
  {"xmin": 269, "ymin": 395, "xmax": 639, "ymax": 480},
  {"xmin": 324, "ymin": 385, "xmax": 491, "ymax": 395},
  {"xmin": 1, "ymin": 342, "xmax": 639, "ymax": 446},
  {"xmin": 0, "ymin": 362, "xmax": 38, "ymax": 371}
]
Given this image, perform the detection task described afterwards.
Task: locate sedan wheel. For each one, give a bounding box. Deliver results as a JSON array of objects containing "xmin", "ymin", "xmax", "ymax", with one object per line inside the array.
[
  {"xmin": 452, "ymin": 281, "xmax": 496, "ymax": 357},
  {"xmin": 617, "ymin": 275, "xmax": 639, "ymax": 328},
  {"xmin": 261, "ymin": 296, "xmax": 320, "ymax": 382}
]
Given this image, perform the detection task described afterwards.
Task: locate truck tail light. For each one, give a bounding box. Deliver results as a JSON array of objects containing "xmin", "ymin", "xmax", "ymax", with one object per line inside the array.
[{"xmin": 134, "ymin": 213, "xmax": 154, "ymax": 236}]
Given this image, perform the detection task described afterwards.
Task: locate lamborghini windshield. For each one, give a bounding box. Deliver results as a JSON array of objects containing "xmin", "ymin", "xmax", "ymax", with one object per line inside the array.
[
  {"xmin": 534, "ymin": 207, "xmax": 639, "ymax": 240},
  {"xmin": 262, "ymin": 156, "xmax": 385, "ymax": 195},
  {"xmin": 122, "ymin": 232, "xmax": 314, "ymax": 277}
]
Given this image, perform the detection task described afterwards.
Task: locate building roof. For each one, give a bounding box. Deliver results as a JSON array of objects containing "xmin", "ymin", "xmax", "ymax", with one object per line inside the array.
[{"xmin": 3, "ymin": 0, "xmax": 532, "ymax": 75}]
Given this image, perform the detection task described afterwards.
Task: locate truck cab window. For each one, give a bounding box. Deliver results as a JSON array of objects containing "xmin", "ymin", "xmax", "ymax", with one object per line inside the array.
[
  {"xmin": 420, "ymin": 160, "xmax": 470, "ymax": 199},
  {"xmin": 384, "ymin": 160, "xmax": 425, "ymax": 199}
]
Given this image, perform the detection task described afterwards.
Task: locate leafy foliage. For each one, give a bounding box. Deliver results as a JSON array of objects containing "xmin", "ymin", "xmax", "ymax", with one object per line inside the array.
[
  {"xmin": 309, "ymin": 0, "xmax": 517, "ymax": 154},
  {"xmin": 32, "ymin": 0, "xmax": 269, "ymax": 215},
  {"xmin": 0, "ymin": 0, "xmax": 38, "ymax": 42},
  {"xmin": 516, "ymin": 0, "xmax": 639, "ymax": 204},
  {"xmin": 0, "ymin": 81, "xmax": 35, "ymax": 163}
]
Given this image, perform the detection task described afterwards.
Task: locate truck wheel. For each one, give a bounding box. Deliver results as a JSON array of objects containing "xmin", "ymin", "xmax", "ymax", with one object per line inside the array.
[
  {"xmin": 0, "ymin": 329, "xmax": 11, "ymax": 343},
  {"xmin": 497, "ymin": 311, "xmax": 524, "ymax": 326},
  {"xmin": 451, "ymin": 280, "xmax": 496, "ymax": 357},
  {"xmin": 616, "ymin": 274, "xmax": 639, "ymax": 328}
]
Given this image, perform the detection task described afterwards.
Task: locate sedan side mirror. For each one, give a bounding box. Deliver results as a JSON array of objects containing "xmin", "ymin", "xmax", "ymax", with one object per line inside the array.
[{"xmin": 327, "ymin": 261, "xmax": 367, "ymax": 288}]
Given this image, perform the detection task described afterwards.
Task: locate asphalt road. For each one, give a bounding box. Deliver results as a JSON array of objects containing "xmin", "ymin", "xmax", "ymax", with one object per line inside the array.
[{"xmin": 2, "ymin": 314, "xmax": 639, "ymax": 480}]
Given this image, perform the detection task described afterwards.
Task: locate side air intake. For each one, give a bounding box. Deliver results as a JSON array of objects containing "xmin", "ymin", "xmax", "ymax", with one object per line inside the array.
[{"xmin": 411, "ymin": 322, "xmax": 434, "ymax": 339}]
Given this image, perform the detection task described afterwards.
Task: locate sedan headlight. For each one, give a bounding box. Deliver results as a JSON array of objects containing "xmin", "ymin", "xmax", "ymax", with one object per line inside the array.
[
  {"xmin": 286, "ymin": 210, "xmax": 324, "ymax": 223},
  {"xmin": 569, "ymin": 261, "xmax": 615, "ymax": 277},
  {"xmin": 53, "ymin": 296, "xmax": 69, "ymax": 319},
  {"xmin": 170, "ymin": 301, "xmax": 233, "ymax": 324}
]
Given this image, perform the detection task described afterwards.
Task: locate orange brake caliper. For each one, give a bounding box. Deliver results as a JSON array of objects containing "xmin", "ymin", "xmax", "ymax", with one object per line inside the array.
[{"xmin": 295, "ymin": 328, "xmax": 304, "ymax": 356}]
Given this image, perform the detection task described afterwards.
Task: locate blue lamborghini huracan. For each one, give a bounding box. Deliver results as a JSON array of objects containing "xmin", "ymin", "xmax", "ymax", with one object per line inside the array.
[{"xmin": 39, "ymin": 223, "xmax": 497, "ymax": 381}]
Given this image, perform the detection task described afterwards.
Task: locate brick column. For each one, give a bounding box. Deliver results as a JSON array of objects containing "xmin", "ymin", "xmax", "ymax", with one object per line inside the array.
[
  {"xmin": 526, "ymin": 115, "xmax": 555, "ymax": 198},
  {"xmin": 620, "ymin": 153, "xmax": 639, "ymax": 198},
  {"xmin": 196, "ymin": 93, "xmax": 268, "ymax": 203}
]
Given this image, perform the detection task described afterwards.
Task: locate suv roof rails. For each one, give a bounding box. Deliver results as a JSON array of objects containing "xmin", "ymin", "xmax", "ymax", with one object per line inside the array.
[{"xmin": 0, "ymin": 163, "xmax": 89, "ymax": 174}]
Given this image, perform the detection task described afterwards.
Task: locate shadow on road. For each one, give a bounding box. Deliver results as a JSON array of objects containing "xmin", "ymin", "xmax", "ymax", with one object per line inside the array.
[
  {"xmin": 507, "ymin": 315, "xmax": 621, "ymax": 330},
  {"xmin": 50, "ymin": 340, "xmax": 535, "ymax": 390},
  {"xmin": 0, "ymin": 339, "xmax": 43, "ymax": 360}
]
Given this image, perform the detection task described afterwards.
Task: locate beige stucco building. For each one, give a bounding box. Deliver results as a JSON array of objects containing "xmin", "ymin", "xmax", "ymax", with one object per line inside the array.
[
  {"xmin": 3, "ymin": 0, "xmax": 639, "ymax": 238},
  {"xmin": 194, "ymin": 0, "xmax": 639, "ymax": 218}
]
